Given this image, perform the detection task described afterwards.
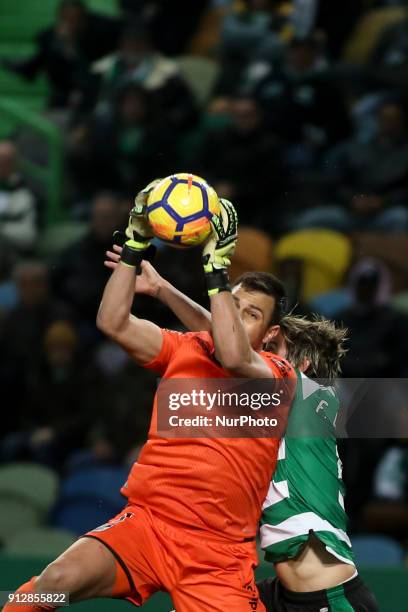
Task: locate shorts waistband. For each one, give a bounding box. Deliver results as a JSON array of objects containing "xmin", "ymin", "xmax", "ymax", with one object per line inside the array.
[
  {"xmin": 131, "ymin": 503, "xmax": 256, "ymax": 545},
  {"xmin": 280, "ymin": 574, "xmax": 363, "ymax": 604}
]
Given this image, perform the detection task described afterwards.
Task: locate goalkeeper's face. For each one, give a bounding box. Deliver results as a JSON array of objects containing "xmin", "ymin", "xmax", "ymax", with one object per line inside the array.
[{"xmin": 232, "ymin": 285, "xmax": 279, "ymax": 351}]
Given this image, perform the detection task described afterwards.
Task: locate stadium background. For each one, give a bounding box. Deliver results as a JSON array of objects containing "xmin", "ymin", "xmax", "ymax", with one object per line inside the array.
[{"xmin": 0, "ymin": 0, "xmax": 407, "ymax": 609}]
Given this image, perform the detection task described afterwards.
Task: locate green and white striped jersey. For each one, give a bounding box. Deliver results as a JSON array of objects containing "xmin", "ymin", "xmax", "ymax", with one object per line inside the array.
[{"xmin": 260, "ymin": 370, "xmax": 355, "ymax": 565}]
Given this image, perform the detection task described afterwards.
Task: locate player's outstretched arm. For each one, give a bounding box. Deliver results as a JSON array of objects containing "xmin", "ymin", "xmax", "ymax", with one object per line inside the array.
[
  {"xmin": 105, "ymin": 247, "xmax": 212, "ymax": 332},
  {"xmin": 97, "ymin": 199, "xmax": 163, "ymax": 365},
  {"xmin": 203, "ymin": 200, "xmax": 274, "ymax": 378},
  {"xmin": 97, "ymin": 261, "xmax": 163, "ymax": 364}
]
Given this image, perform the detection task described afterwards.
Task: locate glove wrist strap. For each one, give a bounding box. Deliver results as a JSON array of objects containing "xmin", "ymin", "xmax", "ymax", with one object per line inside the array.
[
  {"xmin": 205, "ymin": 269, "xmax": 231, "ymax": 297},
  {"xmin": 121, "ymin": 240, "xmax": 148, "ymax": 272}
]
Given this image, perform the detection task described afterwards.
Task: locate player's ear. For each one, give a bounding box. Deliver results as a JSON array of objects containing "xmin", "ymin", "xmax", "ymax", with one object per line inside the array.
[{"xmin": 263, "ymin": 325, "xmax": 279, "ymax": 346}]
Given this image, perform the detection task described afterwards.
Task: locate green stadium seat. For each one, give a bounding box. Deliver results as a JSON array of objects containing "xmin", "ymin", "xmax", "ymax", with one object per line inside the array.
[
  {"xmin": 0, "ymin": 63, "xmax": 49, "ymax": 141},
  {"xmin": 0, "ymin": 97, "xmax": 48, "ymax": 140},
  {"xmin": 0, "ymin": 0, "xmax": 55, "ymax": 119},
  {"xmin": 0, "ymin": 498, "xmax": 41, "ymax": 544},
  {"xmin": 0, "ymin": 3, "xmax": 57, "ymax": 50},
  {"xmin": 0, "ymin": 68, "xmax": 49, "ymax": 99},
  {"xmin": 0, "ymin": 463, "xmax": 59, "ymax": 517},
  {"xmin": 0, "ymin": 116, "xmax": 19, "ymax": 140},
  {"xmin": 0, "ymin": 0, "xmax": 58, "ymax": 14},
  {"xmin": 0, "ymin": 44, "xmax": 35, "ymax": 58},
  {"xmin": 4, "ymin": 527, "xmax": 75, "ymax": 558},
  {"xmin": 0, "ymin": 0, "xmax": 120, "ymax": 142}
]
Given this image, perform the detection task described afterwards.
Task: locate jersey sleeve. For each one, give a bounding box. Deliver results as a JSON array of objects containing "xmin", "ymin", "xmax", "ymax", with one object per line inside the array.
[
  {"xmin": 260, "ymin": 353, "xmax": 296, "ymax": 435},
  {"xmin": 142, "ymin": 329, "xmax": 185, "ymax": 374},
  {"xmin": 260, "ymin": 352, "xmax": 295, "ymax": 379}
]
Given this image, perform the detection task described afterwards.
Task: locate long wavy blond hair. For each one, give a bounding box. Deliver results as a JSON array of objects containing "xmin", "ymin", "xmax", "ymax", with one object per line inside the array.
[{"xmin": 279, "ymin": 315, "xmax": 348, "ymax": 381}]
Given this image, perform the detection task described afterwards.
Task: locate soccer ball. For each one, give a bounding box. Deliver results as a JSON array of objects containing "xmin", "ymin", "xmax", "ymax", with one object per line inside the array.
[{"xmin": 146, "ymin": 173, "xmax": 220, "ymax": 248}]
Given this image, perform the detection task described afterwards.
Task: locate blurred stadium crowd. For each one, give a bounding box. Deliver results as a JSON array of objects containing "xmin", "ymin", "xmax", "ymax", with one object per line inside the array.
[{"xmin": 0, "ymin": 0, "xmax": 408, "ymax": 561}]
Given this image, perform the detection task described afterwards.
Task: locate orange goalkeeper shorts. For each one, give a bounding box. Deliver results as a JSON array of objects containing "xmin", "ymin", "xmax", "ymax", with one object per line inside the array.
[{"xmin": 83, "ymin": 503, "xmax": 265, "ymax": 612}]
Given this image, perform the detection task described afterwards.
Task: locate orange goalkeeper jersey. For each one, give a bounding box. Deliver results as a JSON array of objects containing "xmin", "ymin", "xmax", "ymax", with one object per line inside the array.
[{"xmin": 121, "ymin": 330, "xmax": 295, "ymax": 542}]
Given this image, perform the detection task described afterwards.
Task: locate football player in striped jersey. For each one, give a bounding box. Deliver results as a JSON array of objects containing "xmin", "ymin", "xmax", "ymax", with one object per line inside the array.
[{"xmin": 257, "ymin": 316, "xmax": 378, "ymax": 612}]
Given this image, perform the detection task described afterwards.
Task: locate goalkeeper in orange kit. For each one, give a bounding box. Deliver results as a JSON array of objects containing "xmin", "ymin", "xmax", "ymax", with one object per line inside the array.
[{"xmin": 4, "ymin": 182, "xmax": 295, "ymax": 611}]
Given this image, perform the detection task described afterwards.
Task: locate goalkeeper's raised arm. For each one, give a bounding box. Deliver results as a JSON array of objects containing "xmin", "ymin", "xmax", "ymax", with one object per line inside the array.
[
  {"xmin": 203, "ymin": 199, "xmax": 279, "ymax": 378},
  {"xmin": 105, "ymin": 249, "xmax": 212, "ymax": 333},
  {"xmin": 97, "ymin": 185, "xmax": 163, "ymax": 364}
]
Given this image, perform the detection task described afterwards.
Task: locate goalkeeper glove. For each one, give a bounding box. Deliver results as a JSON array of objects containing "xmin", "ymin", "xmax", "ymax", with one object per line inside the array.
[
  {"xmin": 202, "ymin": 198, "xmax": 238, "ymax": 296},
  {"xmin": 119, "ymin": 179, "xmax": 162, "ymax": 271}
]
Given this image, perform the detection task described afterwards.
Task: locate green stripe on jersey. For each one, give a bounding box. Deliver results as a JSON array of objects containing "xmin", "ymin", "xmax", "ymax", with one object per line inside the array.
[
  {"xmin": 264, "ymin": 529, "xmax": 354, "ymax": 565},
  {"xmin": 261, "ymin": 370, "xmax": 355, "ymax": 565},
  {"xmin": 327, "ymin": 584, "xmax": 355, "ymax": 612}
]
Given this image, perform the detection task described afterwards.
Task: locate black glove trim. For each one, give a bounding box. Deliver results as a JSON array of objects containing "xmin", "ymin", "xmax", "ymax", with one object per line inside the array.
[
  {"xmin": 205, "ymin": 269, "xmax": 231, "ymax": 295},
  {"xmin": 121, "ymin": 243, "xmax": 144, "ymax": 270},
  {"xmin": 121, "ymin": 243, "xmax": 157, "ymax": 275}
]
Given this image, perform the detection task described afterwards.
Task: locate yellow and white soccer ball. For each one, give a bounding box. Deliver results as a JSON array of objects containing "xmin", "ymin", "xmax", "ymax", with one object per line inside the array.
[{"xmin": 146, "ymin": 173, "xmax": 220, "ymax": 248}]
